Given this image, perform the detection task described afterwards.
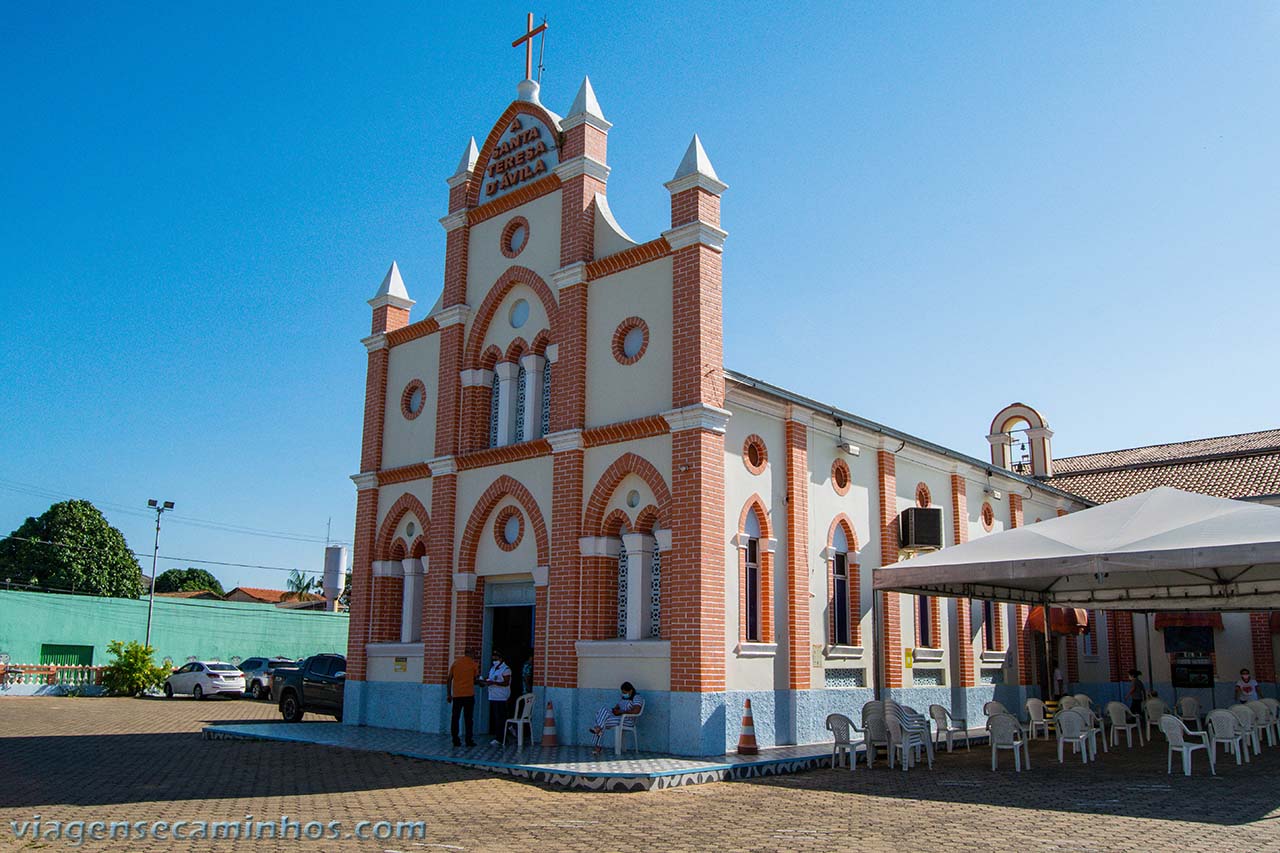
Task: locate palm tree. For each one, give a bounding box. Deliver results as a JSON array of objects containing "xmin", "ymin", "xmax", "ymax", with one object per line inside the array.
[{"xmin": 283, "ymin": 569, "xmax": 320, "ymax": 601}]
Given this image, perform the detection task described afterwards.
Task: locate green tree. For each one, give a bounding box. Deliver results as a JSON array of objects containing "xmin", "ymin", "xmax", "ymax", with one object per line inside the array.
[
  {"xmin": 100, "ymin": 640, "xmax": 169, "ymax": 696},
  {"xmin": 154, "ymin": 567, "xmax": 224, "ymax": 596},
  {"xmin": 0, "ymin": 500, "xmax": 143, "ymax": 598},
  {"xmin": 283, "ymin": 568, "xmax": 320, "ymax": 601}
]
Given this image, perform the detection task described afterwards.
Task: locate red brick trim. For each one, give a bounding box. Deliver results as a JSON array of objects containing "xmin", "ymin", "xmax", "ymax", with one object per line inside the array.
[
  {"xmin": 400, "ymin": 379, "xmax": 427, "ymax": 421},
  {"xmin": 582, "ymin": 415, "xmax": 670, "ymax": 447},
  {"xmin": 493, "ymin": 505, "xmax": 524, "ymax": 552},
  {"xmin": 831, "ymin": 458, "xmax": 851, "ymax": 496},
  {"xmin": 1250, "ymin": 612, "xmax": 1276, "ymax": 682},
  {"xmin": 480, "ymin": 344, "xmax": 503, "ymax": 372},
  {"xmin": 1106, "ymin": 612, "xmax": 1136, "ymax": 682},
  {"xmin": 374, "ymin": 492, "xmax": 431, "ymax": 562},
  {"xmin": 529, "ymin": 329, "xmax": 551, "ymax": 356},
  {"xmin": 456, "ymin": 438, "xmax": 552, "ymax": 471},
  {"xmin": 1009, "ymin": 493, "xmax": 1024, "ymax": 529},
  {"xmin": 463, "ymin": 266, "xmax": 559, "ymax": 370},
  {"xmin": 602, "ymin": 507, "xmax": 632, "ymax": 537},
  {"xmin": 634, "ymin": 504, "xmax": 660, "ymax": 534},
  {"xmin": 582, "ymin": 452, "xmax": 674, "ymax": 535},
  {"xmin": 877, "ymin": 449, "xmax": 902, "ymax": 688},
  {"xmin": 467, "ymin": 103, "xmax": 562, "ymax": 209},
  {"xmin": 457, "ymin": 475, "xmax": 549, "ymax": 576},
  {"xmin": 376, "ymin": 462, "xmax": 432, "ymax": 486},
  {"xmin": 504, "ymin": 336, "xmax": 529, "ymax": 362},
  {"xmin": 980, "ymin": 501, "xmax": 995, "ymax": 532},
  {"xmin": 784, "ymin": 419, "xmax": 810, "ymax": 690},
  {"xmin": 826, "ymin": 514, "xmax": 861, "ymax": 646},
  {"xmin": 500, "ymin": 216, "xmax": 530, "ymax": 259},
  {"xmin": 1057, "ymin": 508, "xmax": 1069, "ymax": 518},
  {"xmin": 584, "ymin": 237, "xmax": 672, "ymax": 281},
  {"xmin": 611, "ymin": 316, "xmax": 649, "ymax": 365},
  {"xmin": 386, "ymin": 317, "xmax": 440, "ymax": 348},
  {"xmin": 737, "ymin": 494, "xmax": 775, "ymax": 644},
  {"xmin": 742, "ymin": 434, "xmax": 768, "ymax": 475},
  {"xmin": 915, "ymin": 482, "xmax": 931, "ymax": 508},
  {"xmin": 951, "ymin": 474, "xmax": 975, "ymax": 686},
  {"xmin": 468, "ymin": 174, "xmax": 563, "ymax": 227}
]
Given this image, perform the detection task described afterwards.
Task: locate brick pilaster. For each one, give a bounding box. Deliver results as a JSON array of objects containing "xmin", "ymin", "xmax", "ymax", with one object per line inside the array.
[
  {"xmin": 877, "ymin": 449, "xmax": 902, "ymax": 688},
  {"xmin": 1009, "ymin": 494, "xmax": 1035, "ymax": 686},
  {"xmin": 421, "ymin": 473, "xmax": 456, "ymax": 684},
  {"xmin": 784, "ymin": 418, "xmax": 810, "ymax": 690},
  {"xmin": 1250, "ymin": 612, "xmax": 1276, "ymax": 683},
  {"xmin": 951, "ymin": 474, "xmax": 975, "ymax": 687},
  {"xmin": 345, "ymin": 487, "xmax": 378, "ymax": 681},
  {"xmin": 544, "ymin": 449, "xmax": 585, "ymax": 688},
  {"xmin": 1107, "ymin": 612, "xmax": 1136, "ymax": 682},
  {"xmin": 669, "ymin": 428, "xmax": 726, "ymax": 692}
]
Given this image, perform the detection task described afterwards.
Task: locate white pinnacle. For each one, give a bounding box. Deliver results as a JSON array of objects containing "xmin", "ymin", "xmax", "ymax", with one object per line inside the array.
[
  {"xmin": 568, "ymin": 76, "xmax": 606, "ymax": 121},
  {"xmin": 672, "ymin": 134, "xmax": 720, "ymax": 183},
  {"xmin": 454, "ymin": 137, "xmax": 479, "ymax": 177},
  {"xmin": 373, "ymin": 261, "xmax": 409, "ymax": 302}
]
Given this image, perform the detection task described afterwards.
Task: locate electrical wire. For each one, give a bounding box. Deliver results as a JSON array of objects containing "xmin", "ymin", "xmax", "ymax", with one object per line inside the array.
[{"xmin": 1, "ymin": 534, "xmax": 324, "ymax": 576}]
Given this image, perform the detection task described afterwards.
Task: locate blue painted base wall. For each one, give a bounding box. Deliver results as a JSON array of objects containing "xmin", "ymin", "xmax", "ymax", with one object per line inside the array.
[{"xmin": 344, "ymin": 681, "xmax": 1056, "ymax": 756}]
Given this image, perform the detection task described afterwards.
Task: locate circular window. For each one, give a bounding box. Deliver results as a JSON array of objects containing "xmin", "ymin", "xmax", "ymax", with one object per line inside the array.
[
  {"xmin": 832, "ymin": 459, "xmax": 851, "ymax": 496},
  {"xmin": 626, "ymin": 489, "xmax": 641, "ymax": 509},
  {"xmin": 501, "ymin": 216, "xmax": 531, "ymax": 258},
  {"xmin": 981, "ymin": 502, "xmax": 995, "ymax": 532},
  {"xmin": 611, "ymin": 317, "xmax": 649, "ymax": 365},
  {"xmin": 743, "ymin": 435, "xmax": 768, "ymax": 475},
  {"xmin": 406, "ymin": 521, "xmax": 416, "ymax": 538},
  {"xmin": 494, "ymin": 506, "xmax": 523, "ymax": 552},
  {"xmin": 916, "ymin": 482, "xmax": 932, "ymax": 508},
  {"xmin": 400, "ymin": 379, "xmax": 427, "ymax": 420},
  {"xmin": 508, "ymin": 299, "xmax": 530, "ymax": 329}
]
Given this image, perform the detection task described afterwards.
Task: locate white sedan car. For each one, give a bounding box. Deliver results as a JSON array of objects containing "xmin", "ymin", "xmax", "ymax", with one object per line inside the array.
[{"xmin": 164, "ymin": 661, "xmax": 245, "ymax": 700}]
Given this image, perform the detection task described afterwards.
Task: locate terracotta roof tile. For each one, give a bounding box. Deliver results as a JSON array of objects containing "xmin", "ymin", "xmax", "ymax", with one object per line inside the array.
[{"xmin": 226, "ymin": 586, "xmax": 321, "ymax": 603}]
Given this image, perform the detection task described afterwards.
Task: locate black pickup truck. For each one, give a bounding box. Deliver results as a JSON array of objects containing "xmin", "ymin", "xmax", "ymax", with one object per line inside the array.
[{"xmin": 270, "ymin": 653, "xmax": 346, "ymax": 722}]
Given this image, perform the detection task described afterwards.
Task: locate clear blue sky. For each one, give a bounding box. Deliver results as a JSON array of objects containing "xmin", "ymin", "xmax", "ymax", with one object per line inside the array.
[{"xmin": 2, "ymin": 2, "xmax": 1277, "ymax": 591}]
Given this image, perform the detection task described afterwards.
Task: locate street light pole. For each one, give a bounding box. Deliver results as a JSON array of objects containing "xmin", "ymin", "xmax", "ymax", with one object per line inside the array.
[{"xmin": 144, "ymin": 499, "xmax": 174, "ymax": 649}]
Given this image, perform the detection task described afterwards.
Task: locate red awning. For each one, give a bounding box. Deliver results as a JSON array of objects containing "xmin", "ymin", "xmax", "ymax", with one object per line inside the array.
[
  {"xmin": 1153, "ymin": 612, "xmax": 1224, "ymax": 631},
  {"xmin": 1027, "ymin": 606, "xmax": 1088, "ymax": 635}
]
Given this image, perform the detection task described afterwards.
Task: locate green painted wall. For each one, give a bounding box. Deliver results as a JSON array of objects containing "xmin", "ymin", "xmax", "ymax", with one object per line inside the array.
[{"xmin": 0, "ymin": 590, "xmax": 348, "ymax": 667}]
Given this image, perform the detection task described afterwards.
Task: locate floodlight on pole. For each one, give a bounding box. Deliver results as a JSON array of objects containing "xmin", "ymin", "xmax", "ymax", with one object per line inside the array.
[{"xmin": 144, "ymin": 499, "xmax": 175, "ymax": 649}]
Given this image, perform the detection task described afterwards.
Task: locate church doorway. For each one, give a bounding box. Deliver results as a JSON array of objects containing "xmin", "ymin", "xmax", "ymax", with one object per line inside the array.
[{"xmin": 479, "ymin": 580, "xmax": 535, "ymax": 734}]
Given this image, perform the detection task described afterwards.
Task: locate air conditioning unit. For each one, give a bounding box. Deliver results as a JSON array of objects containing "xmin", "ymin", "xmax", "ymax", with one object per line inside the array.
[{"xmin": 899, "ymin": 507, "xmax": 944, "ymax": 551}]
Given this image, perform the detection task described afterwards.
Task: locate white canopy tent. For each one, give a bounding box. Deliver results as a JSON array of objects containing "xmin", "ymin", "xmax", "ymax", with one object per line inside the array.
[
  {"xmin": 871, "ymin": 488, "xmax": 1280, "ymax": 699},
  {"xmin": 873, "ymin": 488, "xmax": 1280, "ymax": 611}
]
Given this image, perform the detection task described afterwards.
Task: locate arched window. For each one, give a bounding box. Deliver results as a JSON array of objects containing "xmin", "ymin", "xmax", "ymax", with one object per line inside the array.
[
  {"xmin": 540, "ymin": 359, "xmax": 551, "ymax": 437},
  {"xmin": 831, "ymin": 526, "xmax": 851, "ymax": 646},
  {"xmin": 648, "ymin": 539, "xmax": 661, "ymax": 638},
  {"xmin": 616, "ymin": 537, "xmax": 628, "ymax": 638},
  {"xmin": 744, "ymin": 510, "xmax": 762, "ymax": 643},
  {"xmin": 514, "ymin": 364, "xmax": 528, "ymax": 443},
  {"xmin": 918, "ymin": 596, "xmax": 934, "ymax": 648},
  {"xmin": 488, "ymin": 372, "xmax": 501, "ymax": 448}
]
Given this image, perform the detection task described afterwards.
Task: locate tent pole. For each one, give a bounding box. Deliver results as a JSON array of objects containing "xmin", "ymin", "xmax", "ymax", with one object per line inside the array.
[
  {"xmin": 1145, "ymin": 611, "xmax": 1154, "ymax": 696},
  {"xmin": 1042, "ymin": 596, "xmax": 1052, "ymax": 701},
  {"xmin": 873, "ymin": 591, "xmax": 883, "ymax": 701}
]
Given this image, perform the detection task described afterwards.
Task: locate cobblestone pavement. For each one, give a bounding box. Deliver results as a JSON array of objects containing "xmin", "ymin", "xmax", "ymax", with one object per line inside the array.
[{"xmin": 4, "ymin": 697, "xmax": 1280, "ymax": 852}]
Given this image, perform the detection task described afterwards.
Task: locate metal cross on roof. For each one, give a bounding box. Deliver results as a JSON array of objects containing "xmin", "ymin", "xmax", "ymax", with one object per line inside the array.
[{"xmin": 512, "ymin": 12, "xmax": 548, "ymax": 82}]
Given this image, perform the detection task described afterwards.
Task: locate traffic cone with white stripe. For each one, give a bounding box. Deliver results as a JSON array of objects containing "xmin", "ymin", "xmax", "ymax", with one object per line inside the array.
[
  {"xmin": 541, "ymin": 701, "xmax": 559, "ymax": 747},
  {"xmin": 737, "ymin": 698, "xmax": 759, "ymax": 755}
]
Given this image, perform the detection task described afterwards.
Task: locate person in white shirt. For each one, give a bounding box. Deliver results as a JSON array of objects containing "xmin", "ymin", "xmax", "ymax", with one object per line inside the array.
[
  {"xmin": 1236, "ymin": 668, "xmax": 1260, "ymax": 703},
  {"xmin": 483, "ymin": 650, "xmax": 512, "ymax": 746}
]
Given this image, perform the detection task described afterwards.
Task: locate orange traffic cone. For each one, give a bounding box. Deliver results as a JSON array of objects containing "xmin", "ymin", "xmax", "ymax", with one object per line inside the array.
[
  {"xmin": 541, "ymin": 701, "xmax": 559, "ymax": 747},
  {"xmin": 737, "ymin": 699, "xmax": 759, "ymax": 755}
]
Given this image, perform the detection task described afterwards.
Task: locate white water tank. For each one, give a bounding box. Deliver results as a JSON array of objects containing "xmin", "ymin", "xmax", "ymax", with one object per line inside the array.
[{"xmin": 323, "ymin": 544, "xmax": 347, "ymax": 608}]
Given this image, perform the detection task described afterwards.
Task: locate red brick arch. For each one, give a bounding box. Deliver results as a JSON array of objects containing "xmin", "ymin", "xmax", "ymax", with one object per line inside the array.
[
  {"xmin": 464, "ymin": 266, "xmax": 559, "ymax": 369},
  {"xmin": 504, "ymin": 336, "xmax": 529, "ymax": 362},
  {"xmin": 737, "ymin": 493, "xmax": 774, "ymax": 643},
  {"xmin": 375, "ymin": 493, "xmax": 431, "ymax": 561},
  {"xmin": 457, "ymin": 475, "xmax": 550, "ymax": 575},
  {"xmin": 634, "ymin": 504, "xmax": 660, "ymax": 534},
  {"xmin": 602, "ymin": 508, "xmax": 632, "ymax": 538},
  {"xmin": 738, "ymin": 493, "xmax": 774, "ymax": 538},
  {"xmin": 480, "ymin": 344, "xmax": 503, "ymax": 372},
  {"xmin": 583, "ymin": 452, "xmax": 674, "ymax": 535},
  {"xmin": 467, "ymin": 102, "xmax": 562, "ymax": 209},
  {"xmin": 826, "ymin": 513, "xmax": 861, "ymax": 645},
  {"xmin": 530, "ymin": 329, "xmax": 551, "ymax": 355}
]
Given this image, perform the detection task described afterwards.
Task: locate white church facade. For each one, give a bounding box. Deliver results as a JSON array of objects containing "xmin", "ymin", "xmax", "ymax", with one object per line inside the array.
[{"xmin": 342, "ymin": 71, "xmax": 1276, "ymax": 755}]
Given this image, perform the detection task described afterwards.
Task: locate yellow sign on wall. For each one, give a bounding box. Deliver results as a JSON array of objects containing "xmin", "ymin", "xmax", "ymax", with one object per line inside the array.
[
  {"xmin": 393, "ymin": 657, "xmax": 407, "ymax": 673},
  {"xmin": 904, "ymin": 648, "xmax": 914, "ymax": 669}
]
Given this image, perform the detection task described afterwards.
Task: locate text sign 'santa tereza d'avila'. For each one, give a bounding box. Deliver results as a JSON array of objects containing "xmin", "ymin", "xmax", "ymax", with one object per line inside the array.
[{"xmin": 483, "ymin": 117, "xmax": 558, "ymax": 201}]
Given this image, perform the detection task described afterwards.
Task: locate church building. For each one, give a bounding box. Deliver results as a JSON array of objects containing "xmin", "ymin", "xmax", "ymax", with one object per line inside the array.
[{"xmin": 341, "ymin": 63, "xmax": 1105, "ymax": 755}]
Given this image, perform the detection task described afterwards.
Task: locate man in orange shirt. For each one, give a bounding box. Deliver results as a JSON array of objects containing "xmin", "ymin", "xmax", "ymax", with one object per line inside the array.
[{"xmin": 447, "ymin": 647, "xmax": 480, "ymax": 747}]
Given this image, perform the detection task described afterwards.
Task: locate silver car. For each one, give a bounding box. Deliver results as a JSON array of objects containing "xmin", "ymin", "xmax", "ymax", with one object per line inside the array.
[{"xmin": 237, "ymin": 657, "xmax": 295, "ymax": 700}]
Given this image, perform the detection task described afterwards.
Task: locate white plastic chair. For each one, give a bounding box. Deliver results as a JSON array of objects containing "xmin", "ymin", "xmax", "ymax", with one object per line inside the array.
[
  {"xmin": 1206, "ymin": 708, "xmax": 1249, "ymax": 765},
  {"xmin": 1229, "ymin": 704, "xmax": 1261, "ymax": 757},
  {"xmin": 1144, "ymin": 697, "xmax": 1169, "ymax": 741},
  {"xmin": 886, "ymin": 702, "xmax": 933, "ymax": 771},
  {"xmin": 1073, "ymin": 693, "xmax": 1093, "ymax": 711},
  {"xmin": 983, "ymin": 700, "xmax": 1009, "ymax": 717},
  {"xmin": 613, "ymin": 697, "xmax": 644, "ymax": 755},
  {"xmin": 989, "ymin": 712, "xmax": 1030, "ymax": 771},
  {"xmin": 930, "ymin": 704, "xmax": 970, "ymax": 752},
  {"xmin": 826, "ymin": 713, "xmax": 857, "ymax": 772},
  {"xmin": 1177, "ymin": 696, "xmax": 1201, "ymax": 730},
  {"xmin": 1059, "ymin": 695, "xmax": 1078, "ymax": 711},
  {"xmin": 860, "ymin": 701, "xmax": 889, "ymax": 769},
  {"xmin": 1080, "ymin": 707, "xmax": 1108, "ymax": 754},
  {"xmin": 1160, "ymin": 714, "xmax": 1214, "ymax": 776},
  {"xmin": 1025, "ymin": 698, "xmax": 1050, "ymax": 740},
  {"xmin": 1055, "ymin": 707, "xmax": 1092, "ymax": 763},
  {"xmin": 1246, "ymin": 700, "xmax": 1276, "ymax": 747},
  {"xmin": 502, "ymin": 693, "xmax": 535, "ymax": 748},
  {"xmin": 1105, "ymin": 701, "xmax": 1144, "ymax": 748},
  {"xmin": 1263, "ymin": 698, "xmax": 1280, "ymax": 742}
]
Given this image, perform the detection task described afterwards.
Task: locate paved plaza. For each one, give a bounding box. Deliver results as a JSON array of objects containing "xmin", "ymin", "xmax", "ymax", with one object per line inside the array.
[{"xmin": 4, "ymin": 697, "xmax": 1280, "ymax": 851}]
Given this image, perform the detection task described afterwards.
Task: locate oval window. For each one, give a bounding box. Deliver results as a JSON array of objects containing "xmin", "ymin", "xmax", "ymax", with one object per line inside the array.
[
  {"xmin": 509, "ymin": 298, "xmax": 530, "ymax": 329},
  {"xmin": 503, "ymin": 515, "xmax": 521, "ymax": 545},
  {"xmin": 508, "ymin": 223, "xmax": 528, "ymax": 253},
  {"xmin": 623, "ymin": 326, "xmax": 645, "ymax": 359},
  {"xmin": 626, "ymin": 489, "xmax": 641, "ymax": 508},
  {"xmin": 408, "ymin": 387, "xmax": 424, "ymax": 414},
  {"xmin": 406, "ymin": 521, "xmax": 416, "ymax": 538}
]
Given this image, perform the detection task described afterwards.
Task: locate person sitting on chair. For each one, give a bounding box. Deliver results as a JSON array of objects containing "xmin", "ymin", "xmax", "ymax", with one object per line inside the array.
[{"xmin": 589, "ymin": 681, "xmax": 643, "ymax": 754}]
